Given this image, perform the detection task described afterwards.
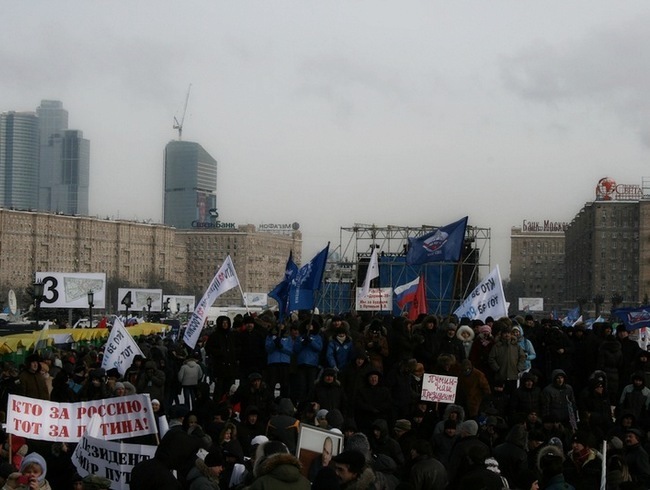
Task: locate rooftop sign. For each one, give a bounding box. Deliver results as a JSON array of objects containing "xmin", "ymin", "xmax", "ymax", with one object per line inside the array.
[
  {"xmin": 522, "ymin": 220, "xmax": 569, "ymax": 232},
  {"xmin": 595, "ymin": 177, "xmax": 643, "ymax": 201}
]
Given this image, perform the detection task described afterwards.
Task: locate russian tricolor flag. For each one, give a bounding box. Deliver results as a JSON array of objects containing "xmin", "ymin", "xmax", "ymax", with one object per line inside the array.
[{"xmin": 394, "ymin": 277, "xmax": 420, "ymax": 309}]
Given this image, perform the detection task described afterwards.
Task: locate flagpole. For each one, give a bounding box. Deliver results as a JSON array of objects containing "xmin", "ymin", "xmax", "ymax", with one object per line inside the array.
[
  {"xmin": 229, "ymin": 255, "xmax": 250, "ymax": 314},
  {"xmin": 237, "ymin": 281, "xmax": 250, "ymax": 315},
  {"xmin": 447, "ymin": 261, "xmax": 464, "ymax": 316}
]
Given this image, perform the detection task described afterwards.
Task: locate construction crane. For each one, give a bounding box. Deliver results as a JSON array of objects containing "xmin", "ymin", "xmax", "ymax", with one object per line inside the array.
[{"xmin": 173, "ymin": 84, "xmax": 192, "ymax": 140}]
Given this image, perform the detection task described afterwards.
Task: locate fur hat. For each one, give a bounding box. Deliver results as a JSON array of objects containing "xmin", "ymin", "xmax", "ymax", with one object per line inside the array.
[
  {"xmin": 537, "ymin": 444, "xmax": 565, "ymax": 471},
  {"xmin": 457, "ymin": 325, "xmax": 475, "ymax": 341}
]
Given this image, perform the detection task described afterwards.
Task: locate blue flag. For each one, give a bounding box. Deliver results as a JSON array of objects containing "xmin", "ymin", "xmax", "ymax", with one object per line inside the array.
[
  {"xmin": 406, "ymin": 217, "xmax": 468, "ymax": 265},
  {"xmin": 269, "ymin": 251, "xmax": 298, "ymax": 322},
  {"xmin": 288, "ymin": 244, "xmax": 329, "ymax": 311},
  {"xmin": 562, "ymin": 306, "xmax": 580, "ymax": 327},
  {"xmin": 612, "ymin": 306, "xmax": 650, "ymax": 331}
]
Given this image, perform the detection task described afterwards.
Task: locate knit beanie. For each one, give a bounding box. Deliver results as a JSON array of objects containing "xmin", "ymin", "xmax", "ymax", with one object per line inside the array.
[{"xmin": 20, "ymin": 452, "xmax": 47, "ymax": 482}]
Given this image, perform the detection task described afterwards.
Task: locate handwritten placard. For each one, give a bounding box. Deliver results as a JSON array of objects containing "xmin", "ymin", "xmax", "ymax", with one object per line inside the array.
[{"xmin": 421, "ymin": 373, "xmax": 458, "ymax": 403}]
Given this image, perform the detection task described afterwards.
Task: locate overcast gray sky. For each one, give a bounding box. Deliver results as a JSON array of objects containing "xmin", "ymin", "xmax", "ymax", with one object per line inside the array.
[{"xmin": 3, "ymin": 1, "xmax": 650, "ymax": 278}]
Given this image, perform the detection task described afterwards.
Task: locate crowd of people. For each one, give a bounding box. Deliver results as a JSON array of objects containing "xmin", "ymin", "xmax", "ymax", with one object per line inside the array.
[{"xmin": 1, "ymin": 310, "xmax": 650, "ymax": 489}]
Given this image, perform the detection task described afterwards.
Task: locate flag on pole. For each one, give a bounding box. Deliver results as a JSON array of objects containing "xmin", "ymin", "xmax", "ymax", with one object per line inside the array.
[
  {"xmin": 288, "ymin": 244, "xmax": 329, "ymax": 311},
  {"xmin": 562, "ymin": 306, "xmax": 580, "ymax": 327},
  {"xmin": 453, "ymin": 266, "xmax": 507, "ymax": 321},
  {"xmin": 269, "ymin": 251, "xmax": 299, "ymax": 322},
  {"xmin": 184, "ymin": 256, "xmax": 241, "ymax": 349},
  {"xmin": 408, "ymin": 275, "xmax": 427, "ymax": 321},
  {"xmin": 101, "ymin": 317, "xmax": 145, "ymax": 375},
  {"xmin": 611, "ymin": 306, "xmax": 650, "ymax": 330},
  {"xmin": 33, "ymin": 322, "xmax": 50, "ymax": 353},
  {"xmin": 359, "ymin": 247, "xmax": 379, "ymax": 299},
  {"xmin": 406, "ymin": 217, "xmax": 468, "ymax": 265},
  {"xmin": 394, "ymin": 276, "xmax": 420, "ymax": 309}
]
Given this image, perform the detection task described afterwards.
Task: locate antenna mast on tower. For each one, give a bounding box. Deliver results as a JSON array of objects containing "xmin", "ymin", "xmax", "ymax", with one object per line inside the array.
[{"xmin": 173, "ymin": 84, "xmax": 192, "ymax": 140}]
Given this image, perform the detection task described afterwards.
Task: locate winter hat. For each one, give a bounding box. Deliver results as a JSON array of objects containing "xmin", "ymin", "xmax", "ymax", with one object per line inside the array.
[
  {"xmin": 394, "ymin": 419, "xmax": 412, "ymax": 432},
  {"xmin": 204, "ymin": 451, "xmax": 225, "ymax": 467},
  {"xmin": 20, "ymin": 452, "xmax": 47, "ymax": 482},
  {"xmin": 332, "ymin": 450, "xmax": 366, "ymax": 474},
  {"xmin": 459, "ymin": 420, "xmax": 479, "ymax": 436},
  {"xmin": 537, "ymin": 444, "xmax": 565, "ymax": 471},
  {"xmin": 345, "ymin": 433, "xmax": 371, "ymax": 462},
  {"xmin": 609, "ymin": 436, "xmax": 624, "ymax": 450},
  {"xmin": 82, "ymin": 475, "xmax": 112, "ymax": 489},
  {"xmin": 573, "ymin": 430, "xmax": 595, "ymax": 448},
  {"xmin": 478, "ymin": 325, "xmax": 492, "ymax": 335},
  {"xmin": 316, "ymin": 409, "xmax": 329, "ymax": 420},
  {"xmin": 326, "ymin": 409, "xmax": 344, "ymax": 429},
  {"xmin": 250, "ymin": 435, "xmax": 269, "ymax": 447}
]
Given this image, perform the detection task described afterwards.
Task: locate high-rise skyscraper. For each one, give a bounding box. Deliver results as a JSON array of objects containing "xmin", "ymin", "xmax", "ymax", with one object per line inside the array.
[
  {"xmin": 36, "ymin": 100, "xmax": 68, "ymax": 146},
  {"xmin": 41, "ymin": 130, "xmax": 90, "ymax": 215},
  {"xmin": 0, "ymin": 111, "xmax": 40, "ymax": 209},
  {"xmin": 36, "ymin": 100, "xmax": 89, "ymax": 215},
  {"xmin": 164, "ymin": 140, "xmax": 217, "ymax": 229}
]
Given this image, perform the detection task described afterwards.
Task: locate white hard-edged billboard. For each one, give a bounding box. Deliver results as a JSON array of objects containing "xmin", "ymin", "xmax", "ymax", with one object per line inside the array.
[
  {"xmin": 162, "ymin": 295, "xmax": 196, "ymax": 313},
  {"xmin": 35, "ymin": 272, "xmax": 106, "ymax": 309},
  {"xmin": 518, "ymin": 297, "xmax": 544, "ymax": 312},
  {"xmin": 355, "ymin": 287, "xmax": 393, "ymax": 311},
  {"xmin": 117, "ymin": 289, "xmax": 163, "ymax": 312}
]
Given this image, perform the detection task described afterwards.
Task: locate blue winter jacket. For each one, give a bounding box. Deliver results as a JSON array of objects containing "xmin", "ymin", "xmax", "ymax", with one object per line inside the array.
[{"xmin": 293, "ymin": 333, "xmax": 324, "ymax": 367}]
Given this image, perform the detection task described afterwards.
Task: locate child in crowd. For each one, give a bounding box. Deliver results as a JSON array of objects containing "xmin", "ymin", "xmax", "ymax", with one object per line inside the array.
[{"xmin": 2, "ymin": 452, "xmax": 51, "ymax": 489}]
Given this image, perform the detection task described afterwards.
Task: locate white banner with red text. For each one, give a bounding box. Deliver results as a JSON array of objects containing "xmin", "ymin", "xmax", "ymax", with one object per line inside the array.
[{"xmin": 6, "ymin": 394, "xmax": 157, "ymax": 442}]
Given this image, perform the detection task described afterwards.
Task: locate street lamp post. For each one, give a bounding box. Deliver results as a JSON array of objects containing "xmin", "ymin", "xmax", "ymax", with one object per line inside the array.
[
  {"xmin": 33, "ymin": 280, "xmax": 44, "ymax": 330},
  {"xmin": 87, "ymin": 290, "xmax": 94, "ymax": 328},
  {"xmin": 146, "ymin": 297, "xmax": 152, "ymax": 320}
]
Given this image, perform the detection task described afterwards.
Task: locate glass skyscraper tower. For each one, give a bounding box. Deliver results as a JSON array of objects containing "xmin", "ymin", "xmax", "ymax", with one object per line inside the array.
[
  {"xmin": 0, "ymin": 112, "xmax": 40, "ymax": 209},
  {"xmin": 0, "ymin": 100, "xmax": 89, "ymax": 214},
  {"xmin": 37, "ymin": 100, "xmax": 89, "ymax": 215},
  {"xmin": 164, "ymin": 140, "xmax": 217, "ymax": 229}
]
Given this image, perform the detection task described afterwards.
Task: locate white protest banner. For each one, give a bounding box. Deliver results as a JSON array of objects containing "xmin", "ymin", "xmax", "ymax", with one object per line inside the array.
[
  {"xmin": 6, "ymin": 394, "xmax": 156, "ymax": 442},
  {"xmin": 421, "ymin": 373, "xmax": 458, "ymax": 404},
  {"xmin": 184, "ymin": 255, "xmax": 241, "ymax": 349},
  {"xmin": 355, "ymin": 288, "xmax": 393, "ymax": 311},
  {"xmin": 453, "ymin": 265, "xmax": 507, "ymax": 321},
  {"xmin": 101, "ymin": 318, "xmax": 144, "ymax": 376},
  {"xmin": 73, "ymin": 415, "xmax": 156, "ymax": 490}
]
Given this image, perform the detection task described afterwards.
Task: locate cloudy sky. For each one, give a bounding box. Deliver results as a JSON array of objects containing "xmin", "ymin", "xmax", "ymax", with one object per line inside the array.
[{"xmin": 3, "ymin": 1, "xmax": 650, "ymax": 278}]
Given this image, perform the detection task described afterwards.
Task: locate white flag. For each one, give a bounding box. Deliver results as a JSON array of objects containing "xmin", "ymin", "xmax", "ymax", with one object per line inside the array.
[
  {"xmin": 184, "ymin": 255, "xmax": 240, "ymax": 349},
  {"xmin": 101, "ymin": 317, "xmax": 144, "ymax": 375},
  {"xmin": 360, "ymin": 248, "xmax": 379, "ymax": 299},
  {"xmin": 453, "ymin": 265, "xmax": 507, "ymax": 321}
]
